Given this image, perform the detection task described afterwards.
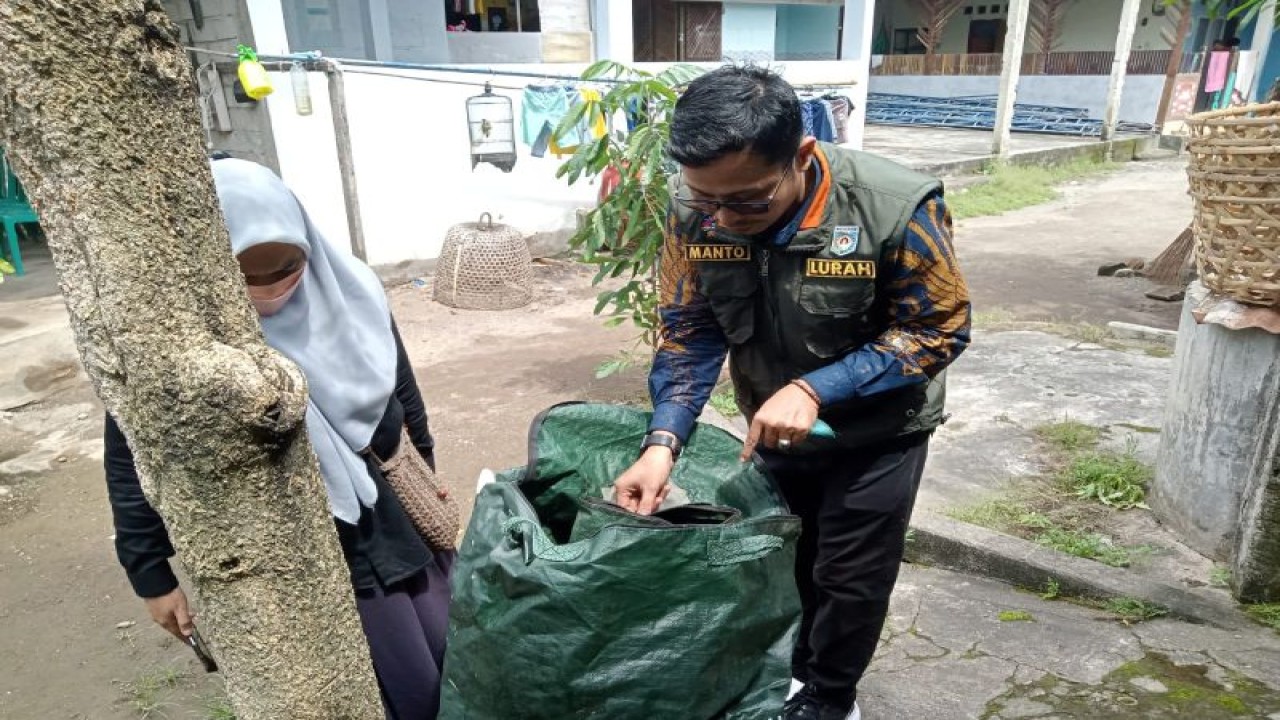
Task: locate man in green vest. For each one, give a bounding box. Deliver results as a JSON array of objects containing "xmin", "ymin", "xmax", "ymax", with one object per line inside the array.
[{"xmin": 614, "ymin": 65, "xmax": 971, "ymax": 720}]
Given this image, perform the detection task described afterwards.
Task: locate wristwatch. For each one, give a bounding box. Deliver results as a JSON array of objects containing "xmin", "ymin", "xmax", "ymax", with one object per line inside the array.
[{"xmin": 641, "ymin": 432, "xmax": 682, "ymax": 459}]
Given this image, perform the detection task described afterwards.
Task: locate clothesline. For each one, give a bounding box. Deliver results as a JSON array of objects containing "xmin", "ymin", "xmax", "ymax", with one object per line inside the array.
[
  {"xmin": 182, "ymin": 46, "xmax": 623, "ymax": 85},
  {"xmin": 182, "ymin": 45, "xmax": 858, "ymax": 91}
]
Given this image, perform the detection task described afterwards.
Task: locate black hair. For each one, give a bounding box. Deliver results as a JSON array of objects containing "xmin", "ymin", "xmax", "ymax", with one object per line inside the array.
[
  {"xmin": 668, "ymin": 65, "xmax": 803, "ymax": 169},
  {"xmin": 209, "ymin": 151, "xmax": 233, "ymax": 161}
]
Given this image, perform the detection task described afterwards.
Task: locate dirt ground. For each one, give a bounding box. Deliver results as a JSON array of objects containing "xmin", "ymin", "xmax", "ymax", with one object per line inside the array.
[{"xmin": 0, "ymin": 158, "xmax": 1198, "ymax": 719}]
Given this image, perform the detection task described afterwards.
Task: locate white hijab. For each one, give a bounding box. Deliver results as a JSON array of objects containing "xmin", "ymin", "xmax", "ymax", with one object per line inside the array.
[{"xmin": 212, "ymin": 159, "xmax": 396, "ymax": 524}]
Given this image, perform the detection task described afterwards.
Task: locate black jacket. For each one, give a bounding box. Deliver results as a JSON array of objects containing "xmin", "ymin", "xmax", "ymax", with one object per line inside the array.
[{"xmin": 104, "ymin": 320, "xmax": 437, "ymax": 596}]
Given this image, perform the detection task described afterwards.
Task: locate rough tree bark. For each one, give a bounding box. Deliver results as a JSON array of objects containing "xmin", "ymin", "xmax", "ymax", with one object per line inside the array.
[
  {"xmin": 0, "ymin": 2, "xmax": 381, "ymax": 718},
  {"xmin": 909, "ymin": 0, "xmax": 966, "ymax": 75}
]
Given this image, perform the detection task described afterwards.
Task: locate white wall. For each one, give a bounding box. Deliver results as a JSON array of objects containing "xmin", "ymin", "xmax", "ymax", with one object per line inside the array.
[
  {"xmin": 723, "ymin": 4, "xmax": 778, "ymax": 62},
  {"xmin": 868, "ymin": 73, "xmax": 1168, "ymax": 124},
  {"xmin": 267, "ymin": 61, "xmax": 865, "ymax": 266},
  {"xmin": 593, "ymin": 0, "xmax": 635, "ymax": 62},
  {"xmin": 874, "ymin": 0, "xmax": 1174, "ymax": 54},
  {"xmin": 447, "ymin": 33, "xmax": 545, "ymax": 63},
  {"xmin": 247, "ymin": 0, "xmax": 292, "ymax": 55}
]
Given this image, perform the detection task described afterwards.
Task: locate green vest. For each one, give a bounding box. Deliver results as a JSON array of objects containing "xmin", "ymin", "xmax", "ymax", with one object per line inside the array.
[{"xmin": 675, "ymin": 143, "xmax": 947, "ymax": 450}]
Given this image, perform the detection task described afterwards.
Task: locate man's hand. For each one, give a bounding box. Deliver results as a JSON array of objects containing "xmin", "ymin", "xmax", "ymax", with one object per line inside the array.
[
  {"xmin": 741, "ymin": 381, "xmax": 821, "ymax": 460},
  {"xmin": 613, "ymin": 444, "xmax": 676, "ymax": 515},
  {"xmin": 144, "ymin": 587, "xmax": 195, "ymax": 640}
]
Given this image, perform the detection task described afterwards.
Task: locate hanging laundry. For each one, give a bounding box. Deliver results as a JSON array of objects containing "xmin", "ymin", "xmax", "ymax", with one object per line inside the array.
[
  {"xmin": 580, "ymin": 88, "xmax": 608, "ymax": 140},
  {"xmin": 625, "ymin": 98, "xmax": 648, "ymax": 131},
  {"xmin": 801, "ymin": 99, "xmax": 837, "ymax": 143},
  {"xmin": 522, "ymin": 85, "xmax": 568, "ymax": 145},
  {"xmin": 522, "ymin": 85, "xmax": 590, "ymax": 158},
  {"xmin": 823, "ymin": 95, "xmax": 854, "ymax": 144},
  {"xmin": 1204, "ymin": 51, "xmax": 1231, "ymax": 93}
]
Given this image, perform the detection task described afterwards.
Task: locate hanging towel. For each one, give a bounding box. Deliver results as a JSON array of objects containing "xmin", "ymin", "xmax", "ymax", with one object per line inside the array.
[{"xmin": 1204, "ymin": 51, "xmax": 1231, "ymax": 93}]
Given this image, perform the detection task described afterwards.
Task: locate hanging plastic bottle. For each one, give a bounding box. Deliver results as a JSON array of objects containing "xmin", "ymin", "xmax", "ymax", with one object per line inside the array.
[
  {"xmin": 236, "ymin": 44, "xmax": 274, "ymax": 101},
  {"xmin": 290, "ymin": 62, "xmax": 313, "ymax": 116}
]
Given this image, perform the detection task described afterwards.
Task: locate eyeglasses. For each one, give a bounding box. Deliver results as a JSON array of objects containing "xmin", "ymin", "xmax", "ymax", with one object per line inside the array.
[{"xmin": 674, "ymin": 165, "xmax": 792, "ymax": 216}]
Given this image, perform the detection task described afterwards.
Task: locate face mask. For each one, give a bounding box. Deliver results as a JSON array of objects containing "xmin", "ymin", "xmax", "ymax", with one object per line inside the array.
[{"xmin": 248, "ymin": 266, "xmax": 305, "ymax": 316}]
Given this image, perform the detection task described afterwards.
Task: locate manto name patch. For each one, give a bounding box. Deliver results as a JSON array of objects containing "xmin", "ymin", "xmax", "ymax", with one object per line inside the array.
[
  {"xmin": 686, "ymin": 244, "xmax": 751, "ymax": 261},
  {"xmin": 805, "ymin": 258, "xmax": 876, "ymax": 279}
]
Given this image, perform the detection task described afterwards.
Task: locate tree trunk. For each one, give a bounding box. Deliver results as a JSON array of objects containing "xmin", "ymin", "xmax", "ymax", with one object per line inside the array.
[{"xmin": 0, "ymin": 2, "xmax": 381, "ymax": 718}]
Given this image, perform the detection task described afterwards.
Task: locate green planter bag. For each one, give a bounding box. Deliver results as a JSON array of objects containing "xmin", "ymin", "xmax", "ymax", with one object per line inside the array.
[{"xmin": 440, "ymin": 402, "xmax": 802, "ymax": 719}]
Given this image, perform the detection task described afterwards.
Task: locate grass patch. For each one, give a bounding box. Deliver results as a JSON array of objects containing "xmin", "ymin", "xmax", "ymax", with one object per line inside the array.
[
  {"xmin": 1036, "ymin": 525, "xmax": 1137, "ymax": 567},
  {"xmin": 119, "ymin": 667, "xmax": 187, "ymax": 718},
  {"xmin": 1064, "ymin": 322, "xmax": 1114, "ymax": 344},
  {"xmin": 1040, "ymin": 578, "xmax": 1062, "ymax": 601},
  {"xmin": 998, "ymin": 609, "xmax": 1035, "ymax": 622},
  {"xmin": 1034, "ymin": 419, "xmax": 1103, "ymax": 453},
  {"xmin": 1210, "ymin": 565, "xmax": 1232, "ymax": 589},
  {"xmin": 948, "ymin": 158, "xmax": 1119, "ymax": 219},
  {"xmin": 205, "ymin": 697, "xmax": 237, "ymax": 720},
  {"xmin": 1060, "ymin": 448, "xmax": 1150, "ymax": 510},
  {"xmin": 708, "ymin": 382, "xmax": 740, "ymax": 418},
  {"xmin": 1244, "ymin": 603, "xmax": 1280, "ymax": 633},
  {"xmin": 971, "ymin": 307, "xmax": 1018, "ymax": 329},
  {"xmin": 946, "ymin": 497, "xmax": 1031, "ymax": 533},
  {"xmin": 1104, "ymin": 597, "xmax": 1169, "ymax": 624},
  {"xmin": 946, "ymin": 498, "xmax": 1147, "ymax": 568}
]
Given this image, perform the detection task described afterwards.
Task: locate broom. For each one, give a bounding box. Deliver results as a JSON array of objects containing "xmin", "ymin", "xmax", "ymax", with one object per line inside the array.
[{"xmin": 1145, "ymin": 225, "xmax": 1195, "ymax": 285}]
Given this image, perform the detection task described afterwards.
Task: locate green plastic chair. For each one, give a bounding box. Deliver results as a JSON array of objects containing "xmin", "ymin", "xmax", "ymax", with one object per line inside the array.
[{"xmin": 0, "ymin": 148, "xmax": 38, "ymax": 276}]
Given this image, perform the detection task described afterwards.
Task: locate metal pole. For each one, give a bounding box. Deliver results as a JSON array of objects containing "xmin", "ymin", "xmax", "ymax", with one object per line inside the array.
[
  {"xmin": 325, "ymin": 61, "xmax": 369, "ymax": 263},
  {"xmin": 1102, "ymin": 0, "xmax": 1143, "ymax": 144},
  {"xmin": 992, "ymin": 0, "xmax": 1031, "ymax": 159}
]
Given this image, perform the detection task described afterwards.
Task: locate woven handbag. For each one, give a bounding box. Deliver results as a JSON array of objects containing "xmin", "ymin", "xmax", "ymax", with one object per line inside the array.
[{"xmin": 371, "ymin": 429, "xmax": 460, "ymax": 551}]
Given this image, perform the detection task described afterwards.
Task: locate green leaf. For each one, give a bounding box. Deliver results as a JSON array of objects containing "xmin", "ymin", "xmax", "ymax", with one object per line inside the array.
[
  {"xmin": 0, "ymin": 258, "xmax": 13, "ymax": 275},
  {"xmin": 593, "ymin": 291, "xmax": 614, "ymax": 315},
  {"xmin": 553, "ymin": 102, "xmax": 588, "ymax": 143},
  {"xmin": 595, "ymin": 359, "xmax": 626, "ymax": 379}
]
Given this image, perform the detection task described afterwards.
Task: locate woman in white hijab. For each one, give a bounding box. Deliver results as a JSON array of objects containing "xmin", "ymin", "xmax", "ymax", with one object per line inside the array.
[{"xmin": 104, "ymin": 158, "xmax": 452, "ymax": 720}]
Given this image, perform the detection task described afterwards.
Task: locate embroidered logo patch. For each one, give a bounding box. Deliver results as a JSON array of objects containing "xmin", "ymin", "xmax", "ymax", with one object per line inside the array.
[
  {"xmin": 806, "ymin": 258, "xmax": 876, "ymax": 279},
  {"xmin": 686, "ymin": 244, "xmax": 752, "ymax": 262},
  {"xmin": 700, "ymin": 216, "xmax": 716, "ymax": 233},
  {"xmin": 831, "ymin": 226, "xmax": 861, "ymax": 257}
]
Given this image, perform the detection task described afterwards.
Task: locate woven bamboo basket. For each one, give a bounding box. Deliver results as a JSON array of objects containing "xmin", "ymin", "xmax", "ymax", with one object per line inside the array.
[
  {"xmin": 434, "ymin": 213, "xmax": 533, "ymax": 310},
  {"xmin": 1185, "ymin": 102, "xmax": 1280, "ymax": 307}
]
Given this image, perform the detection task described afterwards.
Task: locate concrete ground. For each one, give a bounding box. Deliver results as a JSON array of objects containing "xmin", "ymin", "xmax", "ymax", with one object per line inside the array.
[
  {"xmin": 863, "ymin": 125, "xmax": 1099, "ymax": 171},
  {"xmin": 865, "ymin": 564, "xmax": 1280, "ymax": 719},
  {"xmin": 2, "ymin": 157, "xmax": 1272, "ymax": 719}
]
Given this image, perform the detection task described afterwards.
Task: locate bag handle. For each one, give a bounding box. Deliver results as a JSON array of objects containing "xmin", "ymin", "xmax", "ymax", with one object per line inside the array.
[{"xmin": 504, "ymin": 517, "xmax": 589, "ymax": 564}]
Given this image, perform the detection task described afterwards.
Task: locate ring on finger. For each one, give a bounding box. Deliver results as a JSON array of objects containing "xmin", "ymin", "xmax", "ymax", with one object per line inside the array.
[{"xmin": 778, "ymin": 437, "xmax": 792, "ymax": 450}]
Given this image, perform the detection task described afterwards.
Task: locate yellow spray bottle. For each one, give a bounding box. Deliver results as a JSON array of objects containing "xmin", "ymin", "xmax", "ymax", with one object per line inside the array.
[{"xmin": 236, "ymin": 44, "xmax": 273, "ymax": 101}]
